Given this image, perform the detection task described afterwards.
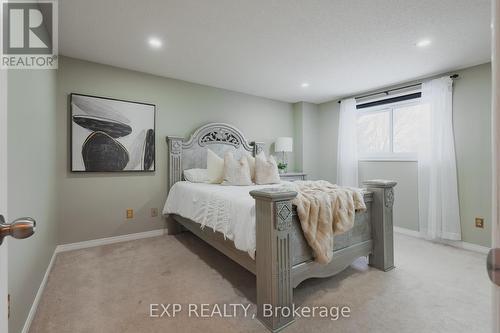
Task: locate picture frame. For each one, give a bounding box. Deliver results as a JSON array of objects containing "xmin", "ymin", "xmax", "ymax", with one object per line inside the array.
[{"xmin": 70, "ymin": 93, "xmax": 156, "ymax": 172}]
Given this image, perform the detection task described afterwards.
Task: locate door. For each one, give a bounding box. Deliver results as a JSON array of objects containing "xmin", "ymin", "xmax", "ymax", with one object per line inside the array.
[
  {"xmin": 493, "ymin": 1, "xmax": 500, "ymax": 332},
  {"xmin": 0, "ymin": 68, "xmax": 36, "ymax": 333},
  {"xmin": 0, "ymin": 66, "xmax": 8, "ymax": 333}
]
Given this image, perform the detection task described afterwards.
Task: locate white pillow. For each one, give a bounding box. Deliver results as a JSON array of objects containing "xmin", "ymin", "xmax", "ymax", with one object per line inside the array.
[
  {"xmin": 255, "ymin": 152, "xmax": 281, "ymax": 184},
  {"xmin": 207, "ymin": 149, "xmax": 224, "ymax": 184},
  {"xmin": 246, "ymin": 154, "xmax": 256, "ymax": 182},
  {"xmin": 184, "ymin": 168, "xmax": 209, "ymax": 183},
  {"xmin": 223, "ymin": 152, "xmax": 253, "ymax": 186}
]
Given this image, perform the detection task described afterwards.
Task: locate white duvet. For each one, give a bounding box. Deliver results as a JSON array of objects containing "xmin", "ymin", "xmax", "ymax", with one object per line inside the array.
[{"xmin": 162, "ymin": 181, "xmax": 288, "ymax": 258}]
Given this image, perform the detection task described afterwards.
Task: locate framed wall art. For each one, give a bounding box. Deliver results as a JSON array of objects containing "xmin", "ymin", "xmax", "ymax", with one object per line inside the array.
[{"xmin": 70, "ymin": 93, "xmax": 156, "ymax": 172}]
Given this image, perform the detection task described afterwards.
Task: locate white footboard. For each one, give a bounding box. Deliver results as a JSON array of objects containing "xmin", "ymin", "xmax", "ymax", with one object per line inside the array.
[
  {"xmin": 250, "ymin": 189, "xmax": 298, "ymax": 332},
  {"xmin": 363, "ymin": 179, "xmax": 397, "ymax": 271},
  {"xmin": 250, "ymin": 179, "xmax": 396, "ymax": 332}
]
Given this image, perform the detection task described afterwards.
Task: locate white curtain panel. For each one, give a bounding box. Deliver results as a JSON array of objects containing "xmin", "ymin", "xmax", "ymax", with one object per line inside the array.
[
  {"xmin": 337, "ymin": 98, "xmax": 358, "ymax": 187},
  {"xmin": 418, "ymin": 77, "xmax": 461, "ymax": 240}
]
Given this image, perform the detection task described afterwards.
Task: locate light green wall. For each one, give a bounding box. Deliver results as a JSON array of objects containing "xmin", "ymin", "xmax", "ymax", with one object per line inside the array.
[
  {"xmin": 302, "ymin": 103, "xmax": 320, "ymax": 180},
  {"xmin": 318, "ymin": 100, "xmax": 340, "ymax": 183},
  {"xmin": 293, "ymin": 103, "xmax": 303, "ymax": 172},
  {"xmin": 57, "ymin": 56, "xmax": 295, "ymax": 244},
  {"xmin": 317, "ymin": 63, "xmax": 492, "ymax": 247},
  {"xmin": 359, "ymin": 161, "xmax": 420, "ymax": 231},
  {"xmin": 7, "ymin": 69, "xmax": 58, "ymax": 333},
  {"xmin": 293, "ymin": 102, "xmax": 320, "ymax": 179},
  {"xmin": 452, "ymin": 64, "xmax": 492, "ymax": 247}
]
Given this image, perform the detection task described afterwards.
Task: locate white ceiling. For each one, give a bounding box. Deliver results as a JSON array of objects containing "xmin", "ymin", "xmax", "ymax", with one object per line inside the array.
[{"xmin": 59, "ymin": 0, "xmax": 492, "ymax": 103}]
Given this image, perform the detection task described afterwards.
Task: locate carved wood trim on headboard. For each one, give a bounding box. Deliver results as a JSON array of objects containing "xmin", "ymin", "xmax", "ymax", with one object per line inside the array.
[{"xmin": 166, "ymin": 123, "xmax": 264, "ymax": 190}]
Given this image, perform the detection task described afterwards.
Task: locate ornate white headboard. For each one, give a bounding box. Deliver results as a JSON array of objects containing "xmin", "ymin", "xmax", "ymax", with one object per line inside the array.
[{"xmin": 166, "ymin": 123, "xmax": 264, "ymax": 190}]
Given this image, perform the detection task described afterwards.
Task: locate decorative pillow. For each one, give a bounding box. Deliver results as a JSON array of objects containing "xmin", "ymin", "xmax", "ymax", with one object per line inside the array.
[
  {"xmin": 255, "ymin": 152, "xmax": 281, "ymax": 184},
  {"xmin": 207, "ymin": 149, "xmax": 224, "ymax": 184},
  {"xmin": 246, "ymin": 154, "xmax": 256, "ymax": 182},
  {"xmin": 184, "ymin": 168, "xmax": 209, "ymax": 183},
  {"xmin": 223, "ymin": 152, "xmax": 252, "ymax": 186}
]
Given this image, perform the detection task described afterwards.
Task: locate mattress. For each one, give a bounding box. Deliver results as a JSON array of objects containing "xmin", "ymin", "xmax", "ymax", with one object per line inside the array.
[
  {"xmin": 163, "ymin": 181, "xmax": 372, "ymax": 262},
  {"xmin": 163, "ymin": 181, "xmax": 287, "ymax": 258}
]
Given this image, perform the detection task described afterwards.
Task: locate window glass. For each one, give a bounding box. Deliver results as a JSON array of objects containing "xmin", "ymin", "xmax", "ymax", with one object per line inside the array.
[
  {"xmin": 357, "ymin": 110, "xmax": 391, "ymax": 155},
  {"xmin": 356, "ymin": 99, "xmax": 429, "ymax": 159},
  {"xmin": 393, "ymin": 103, "xmax": 430, "ymax": 153}
]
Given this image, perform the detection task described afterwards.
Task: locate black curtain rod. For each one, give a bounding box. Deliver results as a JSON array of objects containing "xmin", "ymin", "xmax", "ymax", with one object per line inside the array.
[{"xmin": 338, "ymin": 74, "xmax": 459, "ymax": 104}]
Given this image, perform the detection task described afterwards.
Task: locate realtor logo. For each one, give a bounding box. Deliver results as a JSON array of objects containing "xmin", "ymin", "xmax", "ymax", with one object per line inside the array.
[{"xmin": 1, "ymin": 0, "xmax": 58, "ymax": 69}]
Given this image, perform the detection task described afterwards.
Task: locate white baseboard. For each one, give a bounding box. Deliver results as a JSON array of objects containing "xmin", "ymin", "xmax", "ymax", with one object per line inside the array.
[
  {"xmin": 393, "ymin": 226, "xmax": 421, "ymax": 238},
  {"xmin": 21, "ymin": 249, "xmax": 57, "ymax": 333},
  {"xmin": 393, "ymin": 226, "xmax": 489, "ymax": 254},
  {"xmin": 22, "ymin": 229, "xmax": 166, "ymax": 333},
  {"xmin": 440, "ymin": 239, "xmax": 490, "ymax": 254},
  {"xmin": 55, "ymin": 229, "xmax": 166, "ymax": 253}
]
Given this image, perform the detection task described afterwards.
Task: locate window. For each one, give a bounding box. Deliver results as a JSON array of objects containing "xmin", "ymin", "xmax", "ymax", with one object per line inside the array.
[{"xmin": 356, "ymin": 99, "xmax": 430, "ymax": 160}]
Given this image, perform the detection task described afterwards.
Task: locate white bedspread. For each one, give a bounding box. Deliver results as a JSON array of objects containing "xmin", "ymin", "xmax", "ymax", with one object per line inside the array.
[{"xmin": 163, "ymin": 181, "xmax": 287, "ymax": 258}]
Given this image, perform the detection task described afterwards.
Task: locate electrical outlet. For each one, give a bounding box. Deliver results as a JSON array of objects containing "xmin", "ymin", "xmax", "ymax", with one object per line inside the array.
[
  {"xmin": 151, "ymin": 208, "xmax": 158, "ymax": 217},
  {"xmin": 126, "ymin": 209, "xmax": 134, "ymax": 219},
  {"xmin": 475, "ymin": 217, "xmax": 484, "ymax": 228}
]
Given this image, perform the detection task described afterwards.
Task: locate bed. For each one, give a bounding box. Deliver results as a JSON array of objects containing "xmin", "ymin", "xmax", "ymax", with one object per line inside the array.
[{"xmin": 165, "ymin": 123, "xmax": 396, "ymax": 332}]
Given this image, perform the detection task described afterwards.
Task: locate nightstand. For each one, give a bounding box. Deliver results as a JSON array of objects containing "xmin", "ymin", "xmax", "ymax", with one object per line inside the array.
[{"xmin": 279, "ymin": 172, "xmax": 307, "ymax": 182}]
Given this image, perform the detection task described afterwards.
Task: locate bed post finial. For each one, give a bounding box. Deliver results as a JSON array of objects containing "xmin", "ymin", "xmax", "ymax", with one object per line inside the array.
[
  {"xmin": 167, "ymin": 136, "xmax": 183, "ymax": 189},
  {"xmin": 166, "ymin": 136, "xmax": 185, "ymax": 235},
  {"xmin": 363, "ymin": 179, "xmax": 397, "ymax": 271},
  {"xmin": 250, "ymin": 188, "xmax": 298, "ymax": 332},
  {"xmin": 251, "ymin": 141, "xmax": 265, "ymax": 156}
]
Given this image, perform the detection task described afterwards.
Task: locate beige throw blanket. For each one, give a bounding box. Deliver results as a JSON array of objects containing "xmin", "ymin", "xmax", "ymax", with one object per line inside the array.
[{"xmin": 290, "ymin": 180, "xmax": 366, "ymax": 264}]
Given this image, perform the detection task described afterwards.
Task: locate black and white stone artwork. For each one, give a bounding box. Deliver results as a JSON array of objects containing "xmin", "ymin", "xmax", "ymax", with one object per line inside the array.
[{"xmin": 71, "ymin": 94, "xmax": 155, "ymax": 172}]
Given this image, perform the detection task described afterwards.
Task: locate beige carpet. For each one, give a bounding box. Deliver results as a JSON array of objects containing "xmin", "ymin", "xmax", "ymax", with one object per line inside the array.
[{"xmin": 29, "ymin": 232, "xmax": 491, "ymax": 333}]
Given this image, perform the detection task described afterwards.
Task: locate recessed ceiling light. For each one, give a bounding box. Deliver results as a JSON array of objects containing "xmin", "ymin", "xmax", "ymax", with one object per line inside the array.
[
  {"xmin": 301, "ymin": 82, "xmax": 310, "ymax": 88},
  {"xmin": 416, "ymin": 39, "xmax": 431, "ymax": 48},
  {"xmin": 148, "ymin": 37, "xmax": 163, "ymax": 49}
]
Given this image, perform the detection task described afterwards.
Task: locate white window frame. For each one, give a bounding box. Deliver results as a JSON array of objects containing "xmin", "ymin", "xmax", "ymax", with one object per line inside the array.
[{"xmin": 357, "ymin": 97, "xmax": 423, "ymax": 162}]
